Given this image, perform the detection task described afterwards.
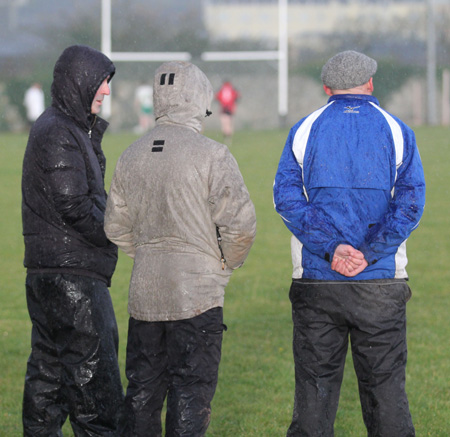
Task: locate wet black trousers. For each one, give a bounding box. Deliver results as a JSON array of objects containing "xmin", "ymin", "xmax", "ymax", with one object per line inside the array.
[
  {"xmin": 287, "ymin": 279, "xmax": 415, "ymax": 437},
  {"xmin": 122, "ymin": 307, "xmax": 225, "ymax": 437},
  {"xmin": 23, "ymin": 273, "xmax": 124, "ymax": 437}
]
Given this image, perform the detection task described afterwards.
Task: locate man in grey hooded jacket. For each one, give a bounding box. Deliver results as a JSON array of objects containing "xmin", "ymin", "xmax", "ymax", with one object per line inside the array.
[{"xmin": 105, "ymin": 61, "xmax": 256, "ymax": 436}]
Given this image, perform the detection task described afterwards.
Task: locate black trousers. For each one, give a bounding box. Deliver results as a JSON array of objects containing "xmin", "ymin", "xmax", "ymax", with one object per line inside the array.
[
  {"xmin": 23, "ymin": 273, "xmax": 124, "ymax": 437},
  {"xmin": 122, "ymin": 307, "xmax": 225, "ymax": 437},
  {"xmin": 287, "ymin": 279, "xmax": 415, "ymax": 437}
]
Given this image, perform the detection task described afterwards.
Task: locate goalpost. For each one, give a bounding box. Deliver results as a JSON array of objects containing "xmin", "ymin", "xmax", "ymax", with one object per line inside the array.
[{"xmin": 101, "ymin": 0, "xmax": 288, "ymax": 126}]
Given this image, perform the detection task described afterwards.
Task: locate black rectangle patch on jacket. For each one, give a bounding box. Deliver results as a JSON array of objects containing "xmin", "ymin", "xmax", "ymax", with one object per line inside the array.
[
  {"xmin": 160, "ymin": 73, "xmax": 175, "ymax": 85},
  {"xmin": 152, "ymin": 140, "xmax": 164, "ymax": 152}
]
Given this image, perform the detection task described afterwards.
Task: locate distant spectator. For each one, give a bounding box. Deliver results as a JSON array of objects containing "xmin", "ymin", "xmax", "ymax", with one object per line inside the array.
[
  {"xmin": 23, "ymin": 82, "xmax": 45, "ymax": 127},
  {"xmin": 134, "ymin": 82, "xmax": 154, "ymax": 133},
  {"xmin": 215, "ymin": 80, "xmax": 240, "ymax": 144}
]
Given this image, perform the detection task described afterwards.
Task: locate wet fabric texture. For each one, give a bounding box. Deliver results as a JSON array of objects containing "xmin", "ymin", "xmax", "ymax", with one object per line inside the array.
[
  {"xmin": 121, "ymin": 307, "xmax": 225, "ymax": 437},
  {"xmin": 104, "ymin": 61, "xmax": 256, "ymax": 322},
  {"xmin": 273, "ymin": 94, "xmax": 425, "ymax": 281},
  {"xmin": 287, "ymin": 279, "xmax": 415, "ymax": 437},
  {"xmin": 23, "ymin": 273, "xmax": 124, "ymax": 436},
  {"xmin": 22, "ymin": 45, "xmax": 117, "ymax": 285}
]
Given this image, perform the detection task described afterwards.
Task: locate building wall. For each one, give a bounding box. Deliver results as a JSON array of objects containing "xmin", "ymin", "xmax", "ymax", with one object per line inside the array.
[{"xmin": 203, "ymin": 0, "xmax": 427, "ymax": 45}]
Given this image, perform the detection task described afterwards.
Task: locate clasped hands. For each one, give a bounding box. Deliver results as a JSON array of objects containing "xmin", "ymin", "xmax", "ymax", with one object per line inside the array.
[{"xmin": 331, "ymin": 244, "xmax": 368, "ymax": 277}]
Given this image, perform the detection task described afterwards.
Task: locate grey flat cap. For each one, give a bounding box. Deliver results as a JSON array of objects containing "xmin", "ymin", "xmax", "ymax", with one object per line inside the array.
[{"xmin": 321, "ymin": 50, "xmax": 377, "ymax": 90}]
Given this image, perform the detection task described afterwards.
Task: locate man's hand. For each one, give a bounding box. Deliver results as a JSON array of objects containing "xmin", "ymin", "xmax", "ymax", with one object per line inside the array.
[{"xmin": 331, "ymin": 244, "xmax": 368, "ymax": 277}]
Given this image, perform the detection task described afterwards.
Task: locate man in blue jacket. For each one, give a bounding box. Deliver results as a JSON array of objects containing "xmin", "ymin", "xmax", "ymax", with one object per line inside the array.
[{"xmin": 273, "ymin": 50, "xmax": 425, "ymax": 436}]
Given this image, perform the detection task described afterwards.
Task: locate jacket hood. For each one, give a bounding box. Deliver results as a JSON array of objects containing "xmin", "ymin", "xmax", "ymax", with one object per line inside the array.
[
  {"xmin": 153, "ymin": 61, "xmax": 214, "ymax": 133},
  {"xmin": 51, "ymin": 45, "xmax": 115, "ymax": 130}
]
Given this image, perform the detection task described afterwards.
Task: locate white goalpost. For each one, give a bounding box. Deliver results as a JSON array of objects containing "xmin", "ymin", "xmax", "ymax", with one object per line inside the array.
[{"xmin": 100, "ymin": 0, "xmax": 288, "ymax": 126}]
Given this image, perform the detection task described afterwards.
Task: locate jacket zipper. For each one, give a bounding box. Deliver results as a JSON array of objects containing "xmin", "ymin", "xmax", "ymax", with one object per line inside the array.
[
  {"xmin": 216, "ymin": 227, "xmax": 227, "ymax": 270},
  {"xmin": 88, "ymin": 115, "xmax": 97, "ymax": 138}
]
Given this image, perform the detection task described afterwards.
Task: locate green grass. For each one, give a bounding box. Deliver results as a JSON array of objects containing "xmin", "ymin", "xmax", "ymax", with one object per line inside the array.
[{"xmin": 0, "ymin": 127, "xmax": 449, "ymax": 436}]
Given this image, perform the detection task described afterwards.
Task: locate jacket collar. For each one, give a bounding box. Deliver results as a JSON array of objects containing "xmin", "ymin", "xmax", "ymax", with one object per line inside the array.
[{"xmin": 328, "ymin": 94, "xmax": 380, "ymax": 106}]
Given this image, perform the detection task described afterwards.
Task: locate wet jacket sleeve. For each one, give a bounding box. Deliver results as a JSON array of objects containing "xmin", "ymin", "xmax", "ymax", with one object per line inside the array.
[
  {"xmin": 208, "ymin": 148, "xmax": 256, "ymax": 269},
  {"xmin": 359, "ymin": 128, "xmax": 426, "ymax": 264},
  {"xmin": 273, "ymin": 128, "xmax": 347, "ymax": 260},
  {"xmin": 43, "ymin": 129, "xmax": 109, "ymax": 247},
  {"xmin": 104, "ymin": 160, "xmax": 136, "ymax": 258}
]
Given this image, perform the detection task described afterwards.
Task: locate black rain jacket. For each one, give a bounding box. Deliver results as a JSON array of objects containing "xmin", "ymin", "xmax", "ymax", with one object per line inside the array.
[{"xmin": 22, "ymin": 45, "xmax": 117, "ymax": 285}]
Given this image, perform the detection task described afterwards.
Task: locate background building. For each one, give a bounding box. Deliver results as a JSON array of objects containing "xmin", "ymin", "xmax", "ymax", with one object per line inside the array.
[
  {"xmin": 1, "ymin": 0, "xmax": 450, "ymax": 131},
  {"xmin": 204, "ymin": 0, "xmax": 426, "ymax": 47}
]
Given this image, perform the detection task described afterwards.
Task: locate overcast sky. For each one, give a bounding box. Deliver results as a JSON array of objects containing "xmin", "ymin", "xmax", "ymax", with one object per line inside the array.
[{"xmin": 0, "ymin": 0, "xmax": 202, "ymax": 57}]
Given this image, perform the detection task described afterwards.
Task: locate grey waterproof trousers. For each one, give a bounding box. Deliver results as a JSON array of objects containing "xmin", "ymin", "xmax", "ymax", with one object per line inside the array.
[
  {"xmin": 23, "ymin": 273, "xmax": 124, "ymax": 437},
  {"xmin": 287, "ymin": 279, "xmax": 415, "ymax": 437},
  {"xmin": 121, "ymin": 307, "xmax": 225, "ymax": 437}
]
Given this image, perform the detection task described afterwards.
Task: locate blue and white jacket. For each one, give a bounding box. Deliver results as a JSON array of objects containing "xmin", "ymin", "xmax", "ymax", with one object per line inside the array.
[{"xmin": 273, "ymin": 94, "xmax": 425, "ymax": 280}]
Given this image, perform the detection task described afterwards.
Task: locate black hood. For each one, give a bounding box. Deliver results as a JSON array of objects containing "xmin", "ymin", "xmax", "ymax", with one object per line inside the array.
[{"xmin": 51, "ymin": 45, "xmax": 115, "ymax": 130}]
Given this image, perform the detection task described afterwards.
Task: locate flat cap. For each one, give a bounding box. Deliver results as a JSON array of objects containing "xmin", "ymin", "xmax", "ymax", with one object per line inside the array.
[{"xmin": 321, "ymin": 50, "xmax": 377, "ymax": 90}]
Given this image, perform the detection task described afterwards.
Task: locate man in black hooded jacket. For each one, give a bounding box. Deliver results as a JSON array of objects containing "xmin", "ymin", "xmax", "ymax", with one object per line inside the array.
[{"xmin": 21, "ymin": 45, "xmax": 124, "ymax": 436}]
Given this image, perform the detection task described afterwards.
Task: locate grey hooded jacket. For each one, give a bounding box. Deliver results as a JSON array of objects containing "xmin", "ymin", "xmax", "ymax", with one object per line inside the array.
[{"xmin": 105, "ymin": 62, "xmax": 256, "ymax": 321}]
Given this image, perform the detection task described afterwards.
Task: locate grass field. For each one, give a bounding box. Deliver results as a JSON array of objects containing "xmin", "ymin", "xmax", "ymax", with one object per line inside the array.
[{"xmin": 0, "ymin": 127, "xmax": 449, "ymax": 436}]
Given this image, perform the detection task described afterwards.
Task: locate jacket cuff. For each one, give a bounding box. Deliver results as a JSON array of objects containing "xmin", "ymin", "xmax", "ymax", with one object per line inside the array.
[
  {"xmin": 323, "ymin": 241, "xmax": 343, "ymax": 263},
  {"xmin": 359, "ymin": 243, "xmax": 378, "ymax": 265}
]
